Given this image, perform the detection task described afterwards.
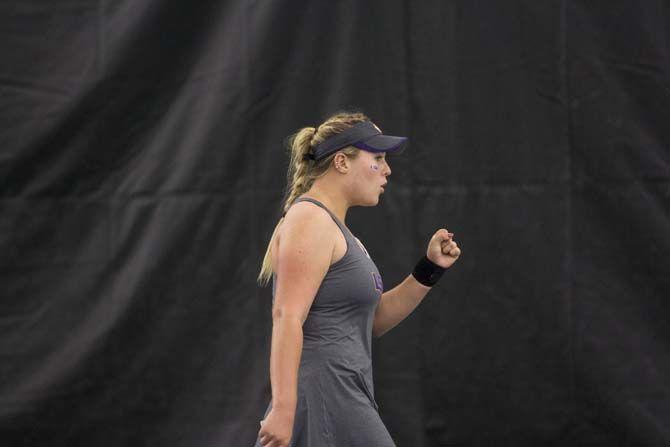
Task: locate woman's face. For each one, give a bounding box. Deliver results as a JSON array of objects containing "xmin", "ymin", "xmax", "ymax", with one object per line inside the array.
[{"xmin": 346, "ymin": 150, "xmax": 391, "ymax": 205}]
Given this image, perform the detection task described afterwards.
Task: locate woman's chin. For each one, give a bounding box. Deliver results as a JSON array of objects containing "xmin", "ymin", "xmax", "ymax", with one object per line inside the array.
[
  {"xmin": 357, "ymin": 198, "xmax": 379, "ymax": 207},
  {"xmin": 355, "ymin": 192, "xmax": 381, "ymax": 206}
]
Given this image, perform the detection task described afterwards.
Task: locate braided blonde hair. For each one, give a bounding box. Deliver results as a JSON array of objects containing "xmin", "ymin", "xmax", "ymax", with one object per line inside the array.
[{"xmin": 257, "ymin": 111, "xmax": 370, "ymax": 286}]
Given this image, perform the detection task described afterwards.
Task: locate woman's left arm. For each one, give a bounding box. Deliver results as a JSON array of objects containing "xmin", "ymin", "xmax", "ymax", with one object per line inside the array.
[{"xmin": 372, "ymin": 228, "xmax": 461, "ymax": 338}]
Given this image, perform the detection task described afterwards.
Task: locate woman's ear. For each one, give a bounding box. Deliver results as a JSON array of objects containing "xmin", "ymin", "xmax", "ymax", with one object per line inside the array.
[{"xmin": 333, "ymin": 153, "xmax": 349, "ymax": 173}]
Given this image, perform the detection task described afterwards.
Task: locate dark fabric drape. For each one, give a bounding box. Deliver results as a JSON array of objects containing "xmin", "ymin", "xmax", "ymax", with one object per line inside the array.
[{"xmin": 1, "ymin": 1, "xmax": 668, "ymax": 445}]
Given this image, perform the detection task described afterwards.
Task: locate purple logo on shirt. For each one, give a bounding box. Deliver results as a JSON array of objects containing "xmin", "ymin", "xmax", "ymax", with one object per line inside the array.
[{"xmin": 371, "ymin": 272, "xmax": 383, "ymax": 293}]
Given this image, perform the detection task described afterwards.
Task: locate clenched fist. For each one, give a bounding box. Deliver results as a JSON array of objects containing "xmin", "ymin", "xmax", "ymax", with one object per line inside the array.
[{"xmin": 426, "ymin": 228, "xmax": 461, "ymax": 269}]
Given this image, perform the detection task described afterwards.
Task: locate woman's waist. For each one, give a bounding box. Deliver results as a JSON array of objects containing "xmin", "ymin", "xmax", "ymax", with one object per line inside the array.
[
  {"xmin": 301, "ymin": 328, "xmax": 371, "ymax": 352},
  {"xmin": 300, "ymin": 339, "xmax": 371, "ymax": 363},
  {"xmin": 299, "ymin": 351, "xmax": 373, "ymax": 376}
]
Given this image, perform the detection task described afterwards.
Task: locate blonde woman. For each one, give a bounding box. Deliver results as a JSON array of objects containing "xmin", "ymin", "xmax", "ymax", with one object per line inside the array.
[{"xmin": 255, "ymin": 111, "xmax": 461, "ymax": 447}]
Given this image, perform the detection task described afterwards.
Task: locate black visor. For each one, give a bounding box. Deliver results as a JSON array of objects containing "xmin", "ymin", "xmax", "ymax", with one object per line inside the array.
[{"xmin": 306, "ymin": 121, "xmax": 408, "ymax": 161}]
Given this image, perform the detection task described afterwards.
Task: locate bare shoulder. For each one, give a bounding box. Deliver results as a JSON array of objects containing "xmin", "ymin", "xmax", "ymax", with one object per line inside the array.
[
  {"xmin": 272, "ymin": 202, "xmax": 336, "ymax": 321},
  {"xmin": 285, "ymin": 200, "xmax": 332, "ymax": 224},
  {"xmin": 277, "ymin": 201, "xmax": 335, "ymax": 241}
]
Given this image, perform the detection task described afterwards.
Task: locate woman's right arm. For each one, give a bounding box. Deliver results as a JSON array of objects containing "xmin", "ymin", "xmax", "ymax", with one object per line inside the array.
[{"xmin": 258, "ymin": 204, "xmax": 334, "ymax": 447}]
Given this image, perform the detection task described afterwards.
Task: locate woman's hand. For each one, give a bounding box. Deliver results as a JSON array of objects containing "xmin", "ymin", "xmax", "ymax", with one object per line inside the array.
[
  {"xmin": 426, "ymin": 228, "xmax": 461, "ymax": 269},
  {"xmin": 258, "ymin": 407, "xmax": 294, "ymax": 447}
]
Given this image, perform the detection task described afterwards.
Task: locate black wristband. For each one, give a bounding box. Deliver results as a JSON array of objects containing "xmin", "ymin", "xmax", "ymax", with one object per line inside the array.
[{"xmin": 412, "ymin": 255, "xmax": 446, "ymax": 287}]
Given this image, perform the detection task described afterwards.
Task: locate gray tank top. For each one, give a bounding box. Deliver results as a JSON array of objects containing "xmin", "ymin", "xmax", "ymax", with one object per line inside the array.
[
  {"xmin": 260, "ymin": 196, "xmax": 394, "ymax": 446},
  {"xmin": 272, "ymin": 197, "xmax": 384, "ymax": 368}
]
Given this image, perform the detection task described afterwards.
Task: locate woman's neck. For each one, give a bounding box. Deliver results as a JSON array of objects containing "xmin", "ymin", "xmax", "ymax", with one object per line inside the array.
[{"xmin": 300, "ymin": 186, "xmax": 349, "ymax": 223}]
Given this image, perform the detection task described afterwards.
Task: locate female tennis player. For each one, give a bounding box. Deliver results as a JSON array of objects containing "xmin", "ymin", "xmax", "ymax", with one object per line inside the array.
[{"xmin": 255, "ymin": 111, "xmax": 461, "ymax": 447}]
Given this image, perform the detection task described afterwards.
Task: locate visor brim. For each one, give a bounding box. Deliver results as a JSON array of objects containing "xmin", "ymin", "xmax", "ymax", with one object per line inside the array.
[{"xmin": 352, "ymin": 135, "xmax": 408, "ymax": 154}]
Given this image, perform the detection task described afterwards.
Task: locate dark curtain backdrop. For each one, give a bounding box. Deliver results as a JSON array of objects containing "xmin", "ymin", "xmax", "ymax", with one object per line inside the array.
[{"xmin": 1, "ymin": 1, "xmax": 669, "ymax": 446}]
